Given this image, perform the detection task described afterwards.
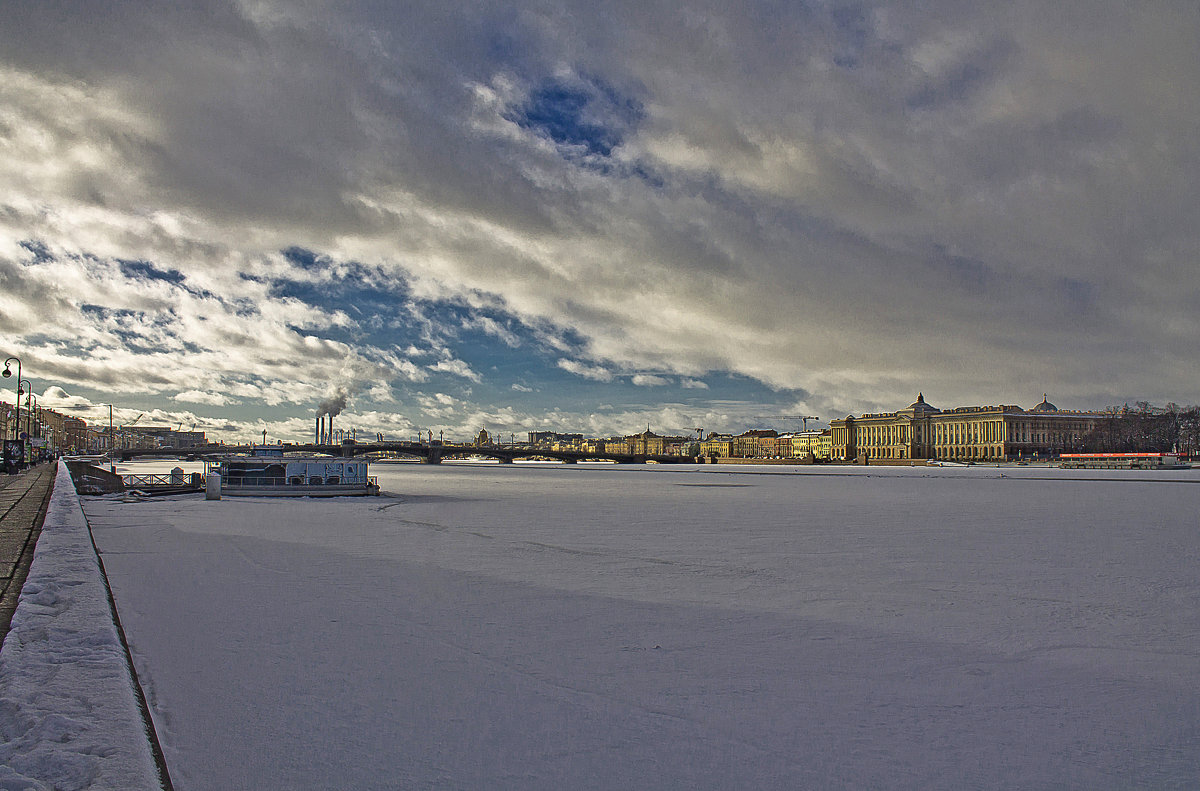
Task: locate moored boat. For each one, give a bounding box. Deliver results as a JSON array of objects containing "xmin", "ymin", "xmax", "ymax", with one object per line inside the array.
[{"xmin": 210, "ymin": 453, "xmax": 380, "ymax": 496}]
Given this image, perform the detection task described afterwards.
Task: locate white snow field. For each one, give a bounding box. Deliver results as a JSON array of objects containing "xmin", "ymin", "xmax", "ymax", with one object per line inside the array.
[{"xmin": 73, "ymin": 463, "xmax": 1200, "ymax": 788}]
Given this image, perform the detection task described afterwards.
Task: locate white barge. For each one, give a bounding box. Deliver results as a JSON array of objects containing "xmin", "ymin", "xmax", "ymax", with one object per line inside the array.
[{"xmin": 209, "ymin": 453, "xmax": 380, "ymax": 496}]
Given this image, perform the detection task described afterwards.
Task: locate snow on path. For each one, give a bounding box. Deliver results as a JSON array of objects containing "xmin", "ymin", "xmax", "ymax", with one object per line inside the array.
[
  {"xmin": 83, "ymin": 462, "xmax": 1200, "ymax": 790},
  {"xmin": 0, "ymin": 461, "xmax": 161, "ymax": 790}
]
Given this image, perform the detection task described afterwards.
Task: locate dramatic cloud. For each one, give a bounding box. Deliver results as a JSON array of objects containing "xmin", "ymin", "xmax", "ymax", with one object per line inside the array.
[{"xmin": 1, "ymin": 0, "xmax": 1197, "ymax": 440}]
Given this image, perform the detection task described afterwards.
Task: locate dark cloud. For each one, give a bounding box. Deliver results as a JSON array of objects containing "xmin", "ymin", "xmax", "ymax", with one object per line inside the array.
[{"xmin": 0, "ymin": 0, "xmax": 1198, "ymax": 438}]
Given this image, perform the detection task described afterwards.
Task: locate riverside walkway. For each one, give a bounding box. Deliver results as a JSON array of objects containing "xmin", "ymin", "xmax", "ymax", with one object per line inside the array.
[{"xmin": 0, "ymin": 463, "xmax": 55, "ymax": 645}]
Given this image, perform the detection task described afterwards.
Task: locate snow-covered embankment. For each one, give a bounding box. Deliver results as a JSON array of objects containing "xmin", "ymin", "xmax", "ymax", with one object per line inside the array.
[{"xmin": 0, "ymin": 461, "xmax": 163, "ymax": 790}]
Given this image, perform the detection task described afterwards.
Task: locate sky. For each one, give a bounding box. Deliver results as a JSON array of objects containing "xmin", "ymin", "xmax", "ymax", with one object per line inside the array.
[{"xmin": 1, "ymin": 1, "xmax": 1198, "ymax": 442}]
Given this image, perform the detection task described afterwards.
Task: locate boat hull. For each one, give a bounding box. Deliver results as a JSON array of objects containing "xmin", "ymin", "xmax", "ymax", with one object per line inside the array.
[{"xmin": 220, "ymin": 483, "xmax": 380, "ymax": 497}]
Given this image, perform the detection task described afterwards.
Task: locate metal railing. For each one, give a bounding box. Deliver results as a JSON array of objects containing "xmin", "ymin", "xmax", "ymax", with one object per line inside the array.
[{"xmin": 123, "ymin": 473, "xmax": 199, "ymax": 487}]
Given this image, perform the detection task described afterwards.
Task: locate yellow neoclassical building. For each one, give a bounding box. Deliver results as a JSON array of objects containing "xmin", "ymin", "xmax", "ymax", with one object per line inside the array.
[{"xmin": 829, "ymin": 394, "xmax": 1108, "ymax": 462}]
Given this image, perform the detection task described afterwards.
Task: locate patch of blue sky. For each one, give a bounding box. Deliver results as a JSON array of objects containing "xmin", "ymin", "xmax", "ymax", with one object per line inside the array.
[
  {"xmin": 117, "ymin": 259, "xmax": 187, "ymax": 286},
  {"xmin": 280, "ymin": 246, "xmax": 328, "ymax": 272},
  {"xmin": 496, "ymin": 365, "xmax": 802, "ymax": 425},
  {"xmin": 253, "ymin": 251, "xmax": 809, "ymax": 427},
  {"xmin": 106, "ymin": 328, "xmax": 175, "ymax": 356},
  {"xmin": 17, "ymin": 240, "xmax": 52, "ymax": 263},
  {"xmin": 81, "ymin": 304, "xmax": 138, "ymax": 320},
  {"xmin": 510, "ymin": 74, "xmax": 644, "ymax": 159}
]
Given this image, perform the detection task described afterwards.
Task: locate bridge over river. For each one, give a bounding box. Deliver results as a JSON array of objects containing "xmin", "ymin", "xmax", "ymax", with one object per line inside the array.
[{"xmin": 113, "ymin": 441, "xmax": 701, "ymax": 465}]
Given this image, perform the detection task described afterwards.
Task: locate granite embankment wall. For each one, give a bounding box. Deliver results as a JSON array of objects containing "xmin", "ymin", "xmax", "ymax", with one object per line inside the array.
[{"xmin": 0, "ymin": 460, "xmax": 166, "ymax": 790}]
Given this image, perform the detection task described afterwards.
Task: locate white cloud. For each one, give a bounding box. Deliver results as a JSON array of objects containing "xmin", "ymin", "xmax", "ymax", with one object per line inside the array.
[
  {"xmin": 34, "ymin": 386, "xmax": 97, "ymax": 412},
  {"xmin": 391, "ymin": 359, "xmax": 430, "ymax": 383},
  {"xmin": 557, "ymin": 359, "xmax": 613, "ymax": 382},
  {"xmin": 631, "ymin": 374, "xmax": 671, "ymax": 387},
  {"xmin": 462, "ymin": 315, "xmax": 521, "ymax": 347},
  {"xmin": 428, "ymin": 358, "xmax": 481, "ymax": 382},
  {"xmin": 174, "ymin": 390, "xmax": 237, "ymax": 406},
  {"xmin": 511, "ymin": 383, "xmax": 533, "ymax": 392},
  {"xmin": 681, "ymin": 378, "xmax": 709, "ymax": 389}
]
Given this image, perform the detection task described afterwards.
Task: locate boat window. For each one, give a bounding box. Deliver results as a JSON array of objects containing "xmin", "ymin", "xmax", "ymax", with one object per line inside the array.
[
  {"xmin": 309, "ymin": 476, "xmax": 323, "ymax": 485},
  {"xmin": 326, "ymin": 476, "xmax": 340, "ymax": 484},
  {"xmin": 289, "ymin": 476, "xmax": 304, "ymax": 485}
]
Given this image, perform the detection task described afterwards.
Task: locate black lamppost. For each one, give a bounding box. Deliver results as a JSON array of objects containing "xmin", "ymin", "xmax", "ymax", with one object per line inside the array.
[
  {"xmin": 2, "ymin": 357, "xmax": 21, "ymax": 442},
  {"xmin": 24, "ymin": 388, "xmax": 36, "ymax": 463},
  {"xmin": 22, "ymin": 385, "xmax": 35, "ymax": 440}
]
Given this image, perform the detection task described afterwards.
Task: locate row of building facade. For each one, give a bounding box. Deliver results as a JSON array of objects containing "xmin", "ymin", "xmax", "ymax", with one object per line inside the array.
[
  {"xmin": 0, "ymin": 401, "xmax": 206, "ymax": 456},
  {"xmin": 5, "ymin": 392, "xmax": 1108, "ymax": 463},
  {"xmin": 828, "ymin": 394, "xmax": 1106, "ymax": 462},
  {"xmin": 526, "ymin": 394, "xmax": 1109, "ymax": 463}
]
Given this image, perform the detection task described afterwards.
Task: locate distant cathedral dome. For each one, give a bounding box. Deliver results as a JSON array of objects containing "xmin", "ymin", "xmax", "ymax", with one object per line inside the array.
[
  {"xmin": 907, "ymin": 393, "xmax": 937, "ymax": 413},
  {"xmin": 1030, "ymin": 394, "xmax": 1058, "ymax": 413}
]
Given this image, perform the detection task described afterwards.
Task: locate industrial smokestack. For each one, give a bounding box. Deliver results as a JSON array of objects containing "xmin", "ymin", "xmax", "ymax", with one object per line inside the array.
[{"xmin": 315, "ymin": 416, "xmax": 321, "ymax": 445}]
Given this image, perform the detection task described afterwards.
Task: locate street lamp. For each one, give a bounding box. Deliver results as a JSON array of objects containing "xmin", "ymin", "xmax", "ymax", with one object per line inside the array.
[
  {"xmin": 23, "ymin": 388, "xmax": 37, "ymax": 464},
  {"xmin": 101, "ymin": 404, "xmax": 116, "ymax": 473},
  {"xmin": 3, "ymin": 356, "xmax": 21, "ymax": 442},
  {"xmin": 22, "ymin": 386, "xmax": 35, "ymax": 439}
]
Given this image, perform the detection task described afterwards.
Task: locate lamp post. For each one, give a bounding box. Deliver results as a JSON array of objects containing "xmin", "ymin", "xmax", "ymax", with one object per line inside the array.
[
  {"xmin": 23, "ymin": 389, "xmax": 36, "ymax": 464},
  {"xmin": 24, "ymin": 387, "xmax": 36, "ymax": 437},
  {"xmin": 2, "ymin": 357, "xmax": 21, "ymax": 443},
  {"xmin": 107, "ymin": 404, "xmax": 115, "ymax": 473}
]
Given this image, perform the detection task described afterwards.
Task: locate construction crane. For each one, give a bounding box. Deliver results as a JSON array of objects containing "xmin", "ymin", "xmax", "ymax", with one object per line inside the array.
[{"xmin": 755, "ymin": 415, "xmax": 821, "ymax": 431}]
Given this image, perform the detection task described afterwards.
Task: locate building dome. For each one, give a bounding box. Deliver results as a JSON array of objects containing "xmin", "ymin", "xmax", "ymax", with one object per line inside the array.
[
  {"xmin": 1030, "ymin": 394, "xmax": 1058, "ymax": 412},
  {"xmin": 907, "ymin": 393, "xmax": 937, "ymax": 413}
]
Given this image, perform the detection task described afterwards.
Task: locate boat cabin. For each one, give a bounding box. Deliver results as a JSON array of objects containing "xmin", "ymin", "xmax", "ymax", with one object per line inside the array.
[{"xmin": 211, "ymin": 455, "xmax": 379, "ymax": 496}]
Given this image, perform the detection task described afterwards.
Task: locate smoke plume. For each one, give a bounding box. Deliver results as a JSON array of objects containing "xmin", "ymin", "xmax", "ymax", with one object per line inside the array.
[{"xmin": 316, "ymin": 389, "xmax": 348, "ymax": 417}]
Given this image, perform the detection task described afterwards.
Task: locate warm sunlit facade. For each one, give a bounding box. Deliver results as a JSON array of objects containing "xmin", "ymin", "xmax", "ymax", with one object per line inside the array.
[{"xmin": 829, "ymin": 394, "xmax": 1108, "ymax": 462}]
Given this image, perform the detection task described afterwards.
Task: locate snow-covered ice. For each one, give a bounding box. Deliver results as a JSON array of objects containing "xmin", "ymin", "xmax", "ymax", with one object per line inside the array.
[{"xmin": 28, "ymin": 462, "xmax": 1200, "ymax": 788}]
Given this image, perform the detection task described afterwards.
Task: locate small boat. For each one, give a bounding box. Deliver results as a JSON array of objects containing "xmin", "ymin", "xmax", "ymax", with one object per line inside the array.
[{"xmin": 209, "ymin": 454, "xmax": 380, "ymax": 497}]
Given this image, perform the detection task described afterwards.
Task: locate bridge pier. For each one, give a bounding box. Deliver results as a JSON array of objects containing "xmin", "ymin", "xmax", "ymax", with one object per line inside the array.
[
  {"xmin": 498, "ymin": 456, "xmax": 513, "ymax": 464},
  {"xmin": 421, "ymin": 451, "xmax": 443, "ymax": 464},
  {"xmin": 562, "ymin": 458, "xmax": 577, "ymax": 464}
]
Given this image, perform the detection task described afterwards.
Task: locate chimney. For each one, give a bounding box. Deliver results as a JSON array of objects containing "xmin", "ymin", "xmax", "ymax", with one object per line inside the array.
[
  {"xmin": 328, "ymin": 414, "xmax": 334, "ymax": 445},
  {"xmin": 315, "ymin": 416, "xmax": 321, "ymax": 445}
]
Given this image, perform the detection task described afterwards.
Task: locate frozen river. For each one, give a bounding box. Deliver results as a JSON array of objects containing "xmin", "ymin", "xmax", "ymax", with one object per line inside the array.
[{"xmin": 81, "ymin": 461, "xmax": 1200, "ymax": 789}]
